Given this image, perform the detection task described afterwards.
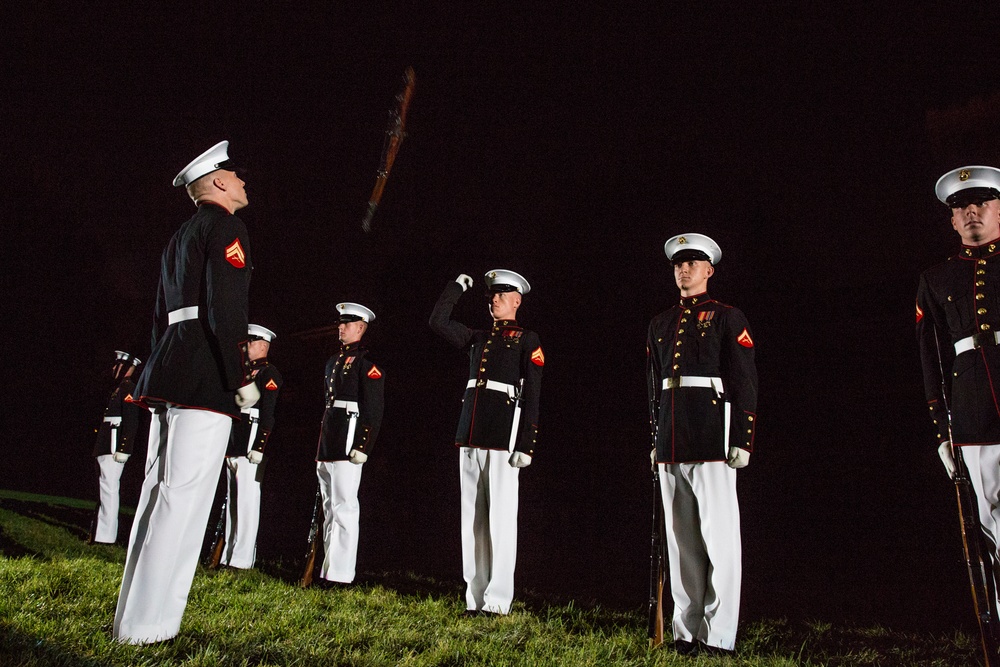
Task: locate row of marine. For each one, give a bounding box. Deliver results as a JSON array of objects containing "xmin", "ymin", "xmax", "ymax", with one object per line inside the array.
[{"xmin": 83, "ymin": 140, "xmax": 762, "ymax": 654}]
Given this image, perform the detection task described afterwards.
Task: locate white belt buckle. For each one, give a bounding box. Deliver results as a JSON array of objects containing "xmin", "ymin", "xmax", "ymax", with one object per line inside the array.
[
  {"xmin": 466, "ymin": 379, "xmax": 516, "ymax": 398},
  {"xmin": 662, "ymin": 376, "xmax": 724, "ymax": 397},
  {"xmin": 955, "ymin": 331, "xmax": 1000, "ymax": 355}
]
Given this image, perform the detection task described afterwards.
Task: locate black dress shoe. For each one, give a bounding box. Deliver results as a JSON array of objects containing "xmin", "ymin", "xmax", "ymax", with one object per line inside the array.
[{"xmin": 673, "ymin": 639, "xmax": 699, "ymax": 655}]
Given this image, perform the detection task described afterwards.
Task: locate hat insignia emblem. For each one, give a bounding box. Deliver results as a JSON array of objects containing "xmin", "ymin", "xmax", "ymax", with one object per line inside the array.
[
  {"xmin": 678, "ymin": 237, "xmax": 688, "ymax": 244},
  {"xmin": 960, "ymin": 169, "xmax": 971, "ymax": 181}
]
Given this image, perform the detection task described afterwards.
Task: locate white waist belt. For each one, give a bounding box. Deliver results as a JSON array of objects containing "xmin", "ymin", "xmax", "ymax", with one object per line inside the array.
[
  {"xmin": 241, "ymin": 406, "xmax": 260, "ymax": 423},
  {"xmin": 167, "ymin": 306, "xmax": 199, "ymax": 325},
  {"xmin": 955, "ymin": 332, "xmax": 1000, "ymax": 355},
  {"xmin": 332, "ymin": 399, "xmax": 360, "ymax": 413},
  {"xmin": 662, "ymin": 376, "xmax": 725, "ymax": 396},
  {"xmin": 466, "ymin": 378, "xmax": 517, "ymax": 398},
  {"xmin": 103, "ymin": 416, "xmax": 122, "ymax": 425}
]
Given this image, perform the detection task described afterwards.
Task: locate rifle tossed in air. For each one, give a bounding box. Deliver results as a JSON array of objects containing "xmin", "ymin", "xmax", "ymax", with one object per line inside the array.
[{"xmin": 360, "ymin": 66, "xmax": 415, "ymax": 233}]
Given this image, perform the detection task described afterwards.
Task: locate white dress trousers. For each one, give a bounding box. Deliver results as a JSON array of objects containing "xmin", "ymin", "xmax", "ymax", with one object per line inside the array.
[
  {"xmin": 958, "ymin": 444, "xmax": 1000, "ymax": 609},
  {"xmin": 220, "ymin": 456, "xmax": 262, "ymax": 569},
  {"xmin": 316, "ymin": 460, "xmax": 364, "ymax": 583},
  {"xmin": 113, "ymin": 406, "xmax": 232, "ymax": 644},
  {"xmin": 94, "ymin": 454, "xmax": 126, "ymax": 543},
  {"xmin": 658, "ymin": 461, "xmax": 741, "ymax": 651},
  {"xmin": 460, "ymin": 447, "xmax": 520, "ymax": 615}
]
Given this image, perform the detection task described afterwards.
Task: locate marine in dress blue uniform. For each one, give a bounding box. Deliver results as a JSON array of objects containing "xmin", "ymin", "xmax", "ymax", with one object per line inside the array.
[
  {"xmin": 90, "ymin": 351, "xmax": 142, "ymax": 545},
  {"xmin": 430, "ymin": 270, "xmax": 544, "ymax": 615},
  {"xmin": 315, "ymin": 303, "xmax": 384, "ymax": 584},
  {"xmin": 647, "ymin": 234, "xmax": 757, "ymax": 654},
  {"xmin": 917, "ymin": 166, "xmax": 1000, "ymax": 610},
  {"xmin": 220, "ymin": 324, "xmax": 283, "ymax": 569},
  {"xmin": 114, "ymin": 141, "xmax": 260, "ymax": 645}
]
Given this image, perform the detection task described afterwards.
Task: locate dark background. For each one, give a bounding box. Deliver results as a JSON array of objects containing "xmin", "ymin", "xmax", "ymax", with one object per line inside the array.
[{"xmin": 4, "ymin": 1, "xmax": 1000, "ymax": 634}]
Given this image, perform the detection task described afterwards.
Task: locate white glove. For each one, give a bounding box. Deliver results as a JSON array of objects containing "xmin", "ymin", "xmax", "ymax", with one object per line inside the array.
[
  {"xmin": 235, "ymin": 382, "xmax": 260, "ymax": 408},
  {"xmin": 349, "ymin": 449, "xmax": 368, "ymax": 465},
  {"xmin": 650, "ymin": 448, "xmax": 656, "ymax": 466},
  {"xmin": 113, "ymin": 452, "xmax": 130, "ymax": 464},
  {"xmin": 247, "ymin": 450, "xmax": 263, "ymax": 465},
  {"xmin": 938, "ymin": 441, "xmax": 957, "ymax": 480},
  {"xmin": 455, "ymin": 274, "xmax": 473, "ymax": 291},
  {"xmin": 727, "ymin": 447, "xmax": 750, "ymax": 469},
  {"xmin": 509, "ymin": 452, "xmax": 532, "ymax": 468}
]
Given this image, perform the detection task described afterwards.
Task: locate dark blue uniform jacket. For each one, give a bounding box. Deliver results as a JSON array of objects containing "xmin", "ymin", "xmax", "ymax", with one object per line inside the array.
[{"xmin": 134, "ymin": 202, "xmax": 253, "ymax": 418}]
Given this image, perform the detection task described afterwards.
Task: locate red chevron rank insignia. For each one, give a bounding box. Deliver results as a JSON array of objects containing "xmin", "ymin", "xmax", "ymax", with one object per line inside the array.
[
  {"xmin": 225, "ymin": 239, "xmax": 246, "ymax": 268},
  {"xmin": 124, "ymin": 394, "xmax": 134, "ymax": 403},
  {"xmin": 265, "ymin": 379, "xmax": 278, "ymax": 390},
  {"xmin": 531, "ymin": 347, "xmax": 545, "ymax": 366},
  {"xmin": 367, "ymin": 365, "xmax": 382, "ymax": 379},
  {"xmin": 737, "ymin": 328, "xmax": 754, "ymax": 348},
  {"xmin": 915, "ymin": 302, "xmax": 924, "ymax": 323}
]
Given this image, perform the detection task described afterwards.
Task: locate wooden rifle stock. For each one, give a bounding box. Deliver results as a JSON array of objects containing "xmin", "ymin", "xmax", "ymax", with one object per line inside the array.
[
  {"xmin": 648, "ymin": 465, "xmax": 666, "ymax": 647},
  {"xmin": 361, "ymin": 66, "xmax": 416, "ymax": 233},
  {"xmin": 300, "ymin": 486, "xmax": 323, "ymax": 588},
  {"xmin": 206, "ymin": 493, "xmax": 227, "ymax": 569},
  {"xmin": 647, "ymin": 360, "xmax": 666, "ymax": 647}
]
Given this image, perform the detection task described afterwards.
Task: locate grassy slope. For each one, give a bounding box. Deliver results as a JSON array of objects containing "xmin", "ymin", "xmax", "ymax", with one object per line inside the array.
[{"xmin": 0, "ymin": 494, "xmax": 980, "ymax": 667}]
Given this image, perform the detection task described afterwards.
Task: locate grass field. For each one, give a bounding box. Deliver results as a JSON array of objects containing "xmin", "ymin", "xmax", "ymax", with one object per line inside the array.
[{"xmin": 0, "ymin": 492, "xmax": 982, "ymax": 666}]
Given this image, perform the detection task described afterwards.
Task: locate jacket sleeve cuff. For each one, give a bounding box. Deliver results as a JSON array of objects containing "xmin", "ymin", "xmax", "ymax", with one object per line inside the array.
[
  {"xmin": 927, "ymin": 400, "xmax": 948, "ymax": 443},
  {"xmin": 740, "ymin": 411, "xmax": 756, "ymax": 451}
]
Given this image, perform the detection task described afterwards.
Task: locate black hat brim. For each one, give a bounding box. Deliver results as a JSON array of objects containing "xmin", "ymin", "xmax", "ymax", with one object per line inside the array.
[
  {"xmin": 670, "ymin": 249, "xmax": 712, "ymax": 264},
  {"xmin": 946, "ymin": 187, "xmax": 1000, "ymax": 208}
]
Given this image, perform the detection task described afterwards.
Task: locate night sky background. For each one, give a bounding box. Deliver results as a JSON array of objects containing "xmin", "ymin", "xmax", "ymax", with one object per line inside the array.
[{"xmin": 5, "ymin": 1, "xmax": 1000, "ymax": 635}]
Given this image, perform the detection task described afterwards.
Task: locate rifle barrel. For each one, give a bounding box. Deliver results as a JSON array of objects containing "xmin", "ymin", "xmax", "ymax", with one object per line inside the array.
[
  {"xmin": 300, "ymin": 486, "xmax": 323, "ymax": 588},
  {"xmin": 648, "ymin": 466, "xmax": 665, "ymax": 646}
]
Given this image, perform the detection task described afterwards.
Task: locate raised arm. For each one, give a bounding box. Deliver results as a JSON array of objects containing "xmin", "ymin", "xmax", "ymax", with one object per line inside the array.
[{"xmin": 429, "ymin": 277, "xmax": 475, "ymax": 349}]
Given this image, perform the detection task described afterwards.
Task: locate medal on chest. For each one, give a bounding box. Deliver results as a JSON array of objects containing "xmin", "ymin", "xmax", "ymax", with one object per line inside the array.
[{"xmin": 502, "ymin": 329, "xmax": 523, "ymax": 346}]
